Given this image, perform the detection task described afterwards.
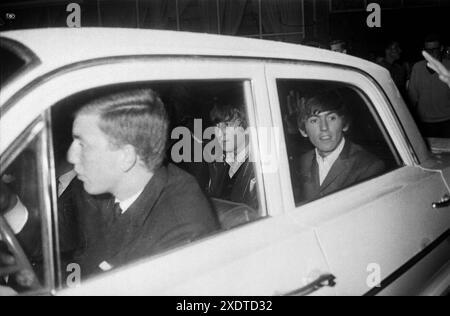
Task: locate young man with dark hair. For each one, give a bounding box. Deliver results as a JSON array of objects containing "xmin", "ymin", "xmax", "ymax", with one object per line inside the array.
[
  {"xmin": 207, "ymin": 104, "xmax": 258, "ymax": 210},
  {"xmin": 294, "ymin": 90, "xmax": 385, "ymax": 203}
]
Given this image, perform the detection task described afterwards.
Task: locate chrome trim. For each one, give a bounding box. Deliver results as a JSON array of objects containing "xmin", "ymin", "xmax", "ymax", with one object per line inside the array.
[
  {"xmin": 42, "ymin": 110, "xmax": 59, "ymax": 293},
  {"xmin": 244, "ymin": 80, "xmax": 268, "ymax": 218}
]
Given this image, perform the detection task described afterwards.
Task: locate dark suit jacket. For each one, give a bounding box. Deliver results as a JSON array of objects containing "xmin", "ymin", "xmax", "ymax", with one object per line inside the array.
[
  {"xmin": 294, "ymin": 141, "xmax": 386, "ymax": 203},
  {"xmin": 56, "ymin": 163, "xmax": 219, "ymax": 277},
  {"xmin": 207, "ymin": 159, "xmax": 258, "ymax": 210}
]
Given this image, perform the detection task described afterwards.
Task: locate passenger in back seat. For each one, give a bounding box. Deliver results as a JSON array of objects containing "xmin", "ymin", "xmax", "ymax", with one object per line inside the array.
[{"xmin": 207, "ymin": 104, "xmax": 258, "ymax": 210}]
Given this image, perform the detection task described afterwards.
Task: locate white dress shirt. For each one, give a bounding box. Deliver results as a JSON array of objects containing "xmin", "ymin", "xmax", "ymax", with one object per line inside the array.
[
  {"xmin": 114, "ymin": 189, "xmax": 144, "ymax": 214},
  {"xmin": 225, "ymin": 146, "xmax": 249, "ymax": 178},
  {"xmin": 58, "ymin": 169, "xmax": 77, "ymax": 197},
  {"xmin": 315, "ymin": 138, "xmax": 346, "ymax": 186}
]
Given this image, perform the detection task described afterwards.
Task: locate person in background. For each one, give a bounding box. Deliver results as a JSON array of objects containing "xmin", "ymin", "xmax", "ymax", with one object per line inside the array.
[
  {"xmin": 377, "ymin": 40, "xmax": 410, "ymax": 100},
  {"xmin": 330, "ymin": 39, "xmax": 348, "ymax": 54},
  {"xmin": 408, "ymin": 34, "xmax": 450, "ymax": 138}
]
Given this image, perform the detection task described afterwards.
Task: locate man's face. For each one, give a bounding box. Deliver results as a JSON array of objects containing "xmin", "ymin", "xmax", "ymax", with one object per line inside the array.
[
  {"xmin": 68, "ymin": 114, "xmax": 123, "ymax": 195},
  {"xmin": 301, "ymin": 111, "xmax": 348, "ymax": 157},
  {"xmin": 330, "ymin": 43, "xmax": 347, "ymax": 54},
  {"xmin": 215, "ymin": 119, "xmax": 247, "ymax": 154},
  {"xmin": 387, "ymin": 43, "xmax": 401, "ymax": 61},
  {"xmin": 424, "ymin": 41, "xmax": 442, "ymax": 60}
]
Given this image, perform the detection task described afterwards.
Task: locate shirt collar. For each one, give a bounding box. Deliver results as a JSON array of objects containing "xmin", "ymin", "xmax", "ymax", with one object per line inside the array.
[
  {"xmin": 58, "ymin": 169, "xmax": 77, "ymax": 197},
  {"xmin": 315, "ymin": 137, "xmax": 346, "ymax": 165},
  {"xmin": 225, "ymin": 146, "xmax": 249, "ymax": 178},
  {"xmin": 114, "ymin": 188, "xmax": 145, "ymax": 214}
]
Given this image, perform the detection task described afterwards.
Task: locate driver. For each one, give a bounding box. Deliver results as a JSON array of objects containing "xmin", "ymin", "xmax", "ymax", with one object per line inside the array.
[{"xmin": 2, "ymin": 88, "xmax": 219, "ymax": 280}]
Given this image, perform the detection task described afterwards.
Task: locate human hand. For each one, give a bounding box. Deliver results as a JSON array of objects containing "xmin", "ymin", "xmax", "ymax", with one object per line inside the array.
[{"xmin": 423, "ymin": 51, "xmax": 450, "ymax": 88}]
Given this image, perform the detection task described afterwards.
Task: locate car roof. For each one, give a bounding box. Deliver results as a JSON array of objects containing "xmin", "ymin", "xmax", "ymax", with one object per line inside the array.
[
  {"xmin": 0, "ymin": 28, "xmax": 428, "ymax": 163},
  {"xmin": 1, "ymin": 27, "xmax": 380, "ymax": 71}
]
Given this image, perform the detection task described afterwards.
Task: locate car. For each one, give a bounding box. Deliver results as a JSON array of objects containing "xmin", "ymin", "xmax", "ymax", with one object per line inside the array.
[{"xmin": 0, "ymin": 28, "xmax": 449, "ymax": 296}]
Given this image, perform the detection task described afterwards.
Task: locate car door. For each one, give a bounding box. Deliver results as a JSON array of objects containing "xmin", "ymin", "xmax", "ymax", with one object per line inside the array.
[
  {"xmin": 2, "ymin": 56, "xmax": 335, "ymax": 295},
  {"xmin": 265, "ymin": 61, "xmax": 450, "ymax": 296}
]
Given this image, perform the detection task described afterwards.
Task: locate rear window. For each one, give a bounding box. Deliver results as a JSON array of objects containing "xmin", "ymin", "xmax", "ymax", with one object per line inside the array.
[
  {"xmin": 0, "ymin": 46, "xmax": 25, "ymax": 86},
  {"xmin": 0, "ymin": 38, "xmax": 39, "ymax": 91}
]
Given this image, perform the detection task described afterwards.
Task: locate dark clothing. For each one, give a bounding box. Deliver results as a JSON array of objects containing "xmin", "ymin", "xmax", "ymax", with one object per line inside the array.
[
  {"xmin": 378, "ymin": 59, "xmax": 409, "ymax": 99},
  {"xmin": 419, "ymin": 120, "xmax": 450, "ymax": 138},
  {"xmin": 207, "ymin": 159, "xmax": 258, "ymax": 210},
  {"xmin": 56, "ymin": 164, "xmax": 219, "ymax": 277},
  {"xmin": 294, "ymin": 141, "xmax": 385, "ymax": 203}
]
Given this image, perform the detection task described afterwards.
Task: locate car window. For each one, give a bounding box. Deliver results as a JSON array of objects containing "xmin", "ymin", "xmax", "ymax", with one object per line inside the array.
[
  {"xmin": 50, "ymin": 80, "xmax": 265, "ymax": 284},
  {"xmin": 0, "ymin": 46, "xmax": 25, "ymax": 86},
  {"xmin": 276, "ymin": 79, "xmax": 402, "ymax": 206},
  {"xmin": 0, "ymin": 126, "xmax": 49, "ymax": 296}
]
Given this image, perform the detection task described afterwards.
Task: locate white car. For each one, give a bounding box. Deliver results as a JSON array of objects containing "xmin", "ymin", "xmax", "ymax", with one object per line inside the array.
[{"xmin": 0, "ymin": 28, "xmax": 449, "ymax": 296}]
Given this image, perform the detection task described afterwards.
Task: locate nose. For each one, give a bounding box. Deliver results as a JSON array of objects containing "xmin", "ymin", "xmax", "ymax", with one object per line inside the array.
[
  {"xmin": 67, "ymin": 141, "xmax": 78, "ymax": 166},
  {"xmin": 319, "ymin": 117, "xmax": 329, "ymax": 132}
]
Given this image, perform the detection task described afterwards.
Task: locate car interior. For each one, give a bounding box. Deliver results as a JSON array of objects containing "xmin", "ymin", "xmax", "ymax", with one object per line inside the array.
[{"xmin": 50, "ymin": 80, "xmax": 264, "ymax": 233}]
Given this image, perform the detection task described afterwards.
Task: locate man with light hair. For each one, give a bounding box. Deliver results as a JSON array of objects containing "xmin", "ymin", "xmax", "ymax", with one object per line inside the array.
[{"xmin": 2, "ymin": 88, "xmax": 219, "ymax": 278}]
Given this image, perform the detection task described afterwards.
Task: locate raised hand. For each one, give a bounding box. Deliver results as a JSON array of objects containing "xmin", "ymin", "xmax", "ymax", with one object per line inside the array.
[{"xmin": 423, "ymin": 51, "xmax": 450, "ymax": 88}]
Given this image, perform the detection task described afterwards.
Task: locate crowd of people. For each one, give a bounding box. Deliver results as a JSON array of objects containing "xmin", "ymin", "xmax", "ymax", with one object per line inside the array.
[{"xmin": 318, "ymin": 34, "xmax": 450, "ymax": 138}]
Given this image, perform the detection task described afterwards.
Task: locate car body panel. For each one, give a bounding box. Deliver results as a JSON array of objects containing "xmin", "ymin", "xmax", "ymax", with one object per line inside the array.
[
  {"xmin": 59, "ymin": 216, "xmax": 333, "ymax": 296},
  {"xmin": 313, "ymin": 167, "xmax": 450, "ymax": 295}
]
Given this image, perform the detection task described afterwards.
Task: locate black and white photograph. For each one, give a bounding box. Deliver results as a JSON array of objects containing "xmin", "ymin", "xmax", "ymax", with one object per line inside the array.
[{"xmin": 0, "ymin": 0, "xmax": 449, "ymax": 298}]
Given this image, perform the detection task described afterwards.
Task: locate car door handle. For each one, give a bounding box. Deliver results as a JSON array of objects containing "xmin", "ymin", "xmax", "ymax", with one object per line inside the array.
[
  {"xmin": 432, "ymin": 194, "xmax": 450, "ymax": 209},
  {"xmin": 282, "ymin": 273, "xmax": 337, "ymax": 296}
]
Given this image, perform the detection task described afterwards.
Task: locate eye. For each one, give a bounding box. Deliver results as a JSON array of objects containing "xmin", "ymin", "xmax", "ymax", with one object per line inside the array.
[
  {"xmin": 328, "ymin": 114, "xmax": 338, "ymax": 122},
  {"xmin": 308, "ymin": 117, "xmax": 319, "ymax": 125}
]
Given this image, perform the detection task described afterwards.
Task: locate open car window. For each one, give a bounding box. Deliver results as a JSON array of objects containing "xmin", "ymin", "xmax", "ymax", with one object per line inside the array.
[
  {"xmin": 51, "ymin": 80, "xmax": 266, "ymax": 285},
  {"xmin": 0, "ymin": 38, "xmax": 38, "ymax": 90},
  {"xmin": 276, "ymin": 79, "xmax": 403, "ymax": 206}
]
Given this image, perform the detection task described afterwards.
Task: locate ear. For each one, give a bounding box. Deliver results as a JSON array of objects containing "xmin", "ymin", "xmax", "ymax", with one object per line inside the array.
[
  {"xmin": 299, "ymin": 128, "xmax": 308, "ymax": 138},
  {"xmin": 120, "ymin": 144, "xmax": 138, "ymax": 172},
  {"xmin": 343, "ymin": 123, "xmax": 350, "ymax": 133}
]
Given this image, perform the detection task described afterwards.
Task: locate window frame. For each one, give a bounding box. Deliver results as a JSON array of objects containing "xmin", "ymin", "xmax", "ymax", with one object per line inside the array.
[
  {"xmin": 0, "ymin": 37, "xmax": 41, "ymax": 95},
  {"xmin": 0, "ymin": 115, "xmax": 57, "ymax": 295}
]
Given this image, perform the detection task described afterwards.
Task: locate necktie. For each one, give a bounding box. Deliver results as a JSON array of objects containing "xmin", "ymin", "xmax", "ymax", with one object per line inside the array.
[{"xmin": 112, "ymin": 202, "xmax": 122, "ymax": 221}]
